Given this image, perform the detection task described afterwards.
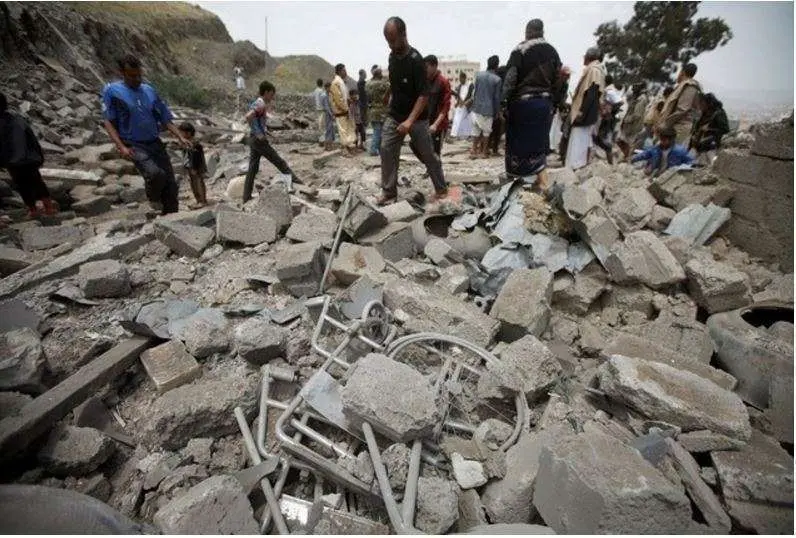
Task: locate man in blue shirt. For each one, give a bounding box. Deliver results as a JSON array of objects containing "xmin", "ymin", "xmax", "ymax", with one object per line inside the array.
[
  {"xmin": 101, "ymin": 55, "xmax": 190, "ymax": 215},
  {"xmin": 242, "ymin": 80, "xmax": 301, "ymax": 203},
  {"xmin": 470, "ymin": 56, "xmax": 502, "ymax": 159},
  {"xmin": 631, "ymin": 126, "xmax": 693, "ymax": 177}
]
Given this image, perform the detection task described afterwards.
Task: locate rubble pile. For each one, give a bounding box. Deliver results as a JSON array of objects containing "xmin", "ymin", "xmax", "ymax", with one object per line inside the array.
[{"xmin": 0, "ymin": 72, "xmax": 793, "ymax": 534}]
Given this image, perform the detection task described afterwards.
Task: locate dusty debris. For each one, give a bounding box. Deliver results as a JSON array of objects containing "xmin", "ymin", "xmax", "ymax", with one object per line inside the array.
[
  {"xmin": 153, "ymin": 220, "xmax": 215, "ymax": 258},
  {"xmin": 233, "ymin": 317, "xmax": 287, "ymax": 365},
  {"xmin": 605, "ymin": 230, "xmax": 686, "ymax": 289},
  {"xmin": 215, "ymin": 210, "xmax": 277, "ymax": 246},
  {"xmin": 685, "ymin": 258, "xmax": 753, "ymax": 314},
  {"xmin": 139, "ymin": 340, "xmax": 202, "ymax": 394},
  {"xmin": 490, "ymin": 267, "xmax": 553, "ymax": 341},
  {"xmin": 38, "ymin": 425, "xmax": 115, "ymax": 477},
  {"xmin": 415, "ymin": 476, "xmax": 460, "ymax": 534},
  {"xmin": 78, "ymin": 259, "xmax": 131, "ymax": 298},
  {"xmin": 0, "ymin": 327, "xmax": 47, "ymax": 394}
]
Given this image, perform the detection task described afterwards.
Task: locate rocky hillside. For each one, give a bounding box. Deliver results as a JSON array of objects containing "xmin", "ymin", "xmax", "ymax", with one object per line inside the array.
[{"xmin": 0, "ymin": 1, "xmax": 334, "ymax": 109}]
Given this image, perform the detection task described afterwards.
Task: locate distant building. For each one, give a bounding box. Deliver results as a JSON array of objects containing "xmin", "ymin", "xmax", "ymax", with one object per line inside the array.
[{"xmin": 439, "ymin": 56, "xmax": 480, "ymax": 83}]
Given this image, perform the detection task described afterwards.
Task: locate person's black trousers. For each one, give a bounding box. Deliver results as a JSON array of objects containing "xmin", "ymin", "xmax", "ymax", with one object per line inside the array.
[
  {"xmin": 7, "ymin": 164, "xmax": 50, "ymax": 209},
  {"xmin": 243, "ymin": 136, "xmax": 293, "ymax": 203},
  {"xmin": 130, "ymin": 139, "xmax": 179, "ymax": 213}
]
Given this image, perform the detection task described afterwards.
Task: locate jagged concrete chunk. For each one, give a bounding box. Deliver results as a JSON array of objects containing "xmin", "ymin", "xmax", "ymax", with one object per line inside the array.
[
  {"xmin": 0, "ymin": 245, "xmax": 32, "ymax": 276},
  {"xmin": 340, "ymin": 193, "xmax": 387, "ymax": 239},
  {"xmin": 551, "ymin": 263, "xmax": 608, "ymax": 315},
  {"xmin": 140, "ymin": 372, "xmax": 259, "ymax": 450},
  {"xmin": 598, "ymin": 355, "xmax": 752, "ymax": 441},
  {"xmin": 0, "ymin": 328, "xmax": 46, "ymax": 394},
  {"xmin": 153, "ymin": 475, "xmax": 258, "ymax": 534},
  {"xmin": 609, "ymin": 187, "xmax": 657, "ymax": 232},
  {"xmin": 38, "ymin": 425, "xmax": 115, "ymax": 477},
  {"xmin": 233, "ymin": 317, "xmax": 287, "ymax": 365},
  {"xmin": 765, "ymin": 374, "xmax": 794, "ymax": 444},
  {"xmin": 286, "ymin": 209, "xmax": 337, "ymax": 243},
  {"xmin": 490, "ymin": 268, "xmax": 553, "ymax": 342},
  {"xmin": 451, "ymin": 453, "xmax": 487, "ymax": 489},
  {"xmin": 72, "ymin": 195, "xmax": 112, "ymax": 217},
  {"xmin": 439, "ymin": 264, "xmax": 470, "ymax": 294},
  {"xmin": 484, "ymin": 335, "xmax": 561, "ymax": 401},
  {"xmin": 170, "ymin": 308, "xmax": 230, "ymax": 359},
  {"xmin": 215, "ymin": 210, "xmax": 277, "ymax": 245},
  {"xmin": 382, "ymin": 443, "xmax": 410, "ymax": 491},
  {"xmin": 605, "ymin": 231, "xmax": 686, "ymax": 289},
  {"xmin": 256, "ymin": 184, "xmax": 293, "ymax": 232},
  {"xmin": 383, "ymin": 278, "xmax": 499, "ymax": 347},
  {"xmin": 154, "ymin": 221, "xmax": 214, "ymax": 258},
  {"xmin": 140, "ymin": 340, "xmax": 202, "ymax": 394},
  {"xmin": 0, "ymin": 391, "xmax": 33, "ymax": 420},
  {"xmin": 751, "ymin": 115, "xmax": 794, "ymax": 160},
  {"xmin": 79, "ymin": 260, "xmax": 131, "ymax": 298},
  {"xmin": 676, "ymin": 429, "xmax": 745, "ymax": 453},
  {"xmin": 340, "ymin": 353, "xmax": 439, "ymax": 442},
  {"xmin": 710, "ymin": 429, "xmax": 794, "ymax": 505},
  {"xmin": 532, "ymin": 429, "xmax": 692, "ymax": 534},
  {"xmin": 21, "ymin": 224, "xmax": 81, "ymax": 251},
  {"xmin": 685, "ymin": 258, "xmax": 753, "ymax": 314},
  {"xmin": 415, "ymin": 476, "xmax": 459, "ymax": 534},
  {"xmin": 360, "ymin": 221, "xmax": 416, "ymax": 262},
  {"xmin": 378, "ymin": 200, "xmax": 418, "ymax": 223},
  {"xmin": 724, "ymin": 500, "xmax": 794, "ymax": 534},
  {"xmin": 275, "ymin": 241, "xmax": 324, "ymax": 297},
  {"xmin": 664, "ymin": 438, "xmax": 731, "ymax": 533},
  {"xmin": 331, "ymin": 243, "xmax": 386, "ymax": 285}
]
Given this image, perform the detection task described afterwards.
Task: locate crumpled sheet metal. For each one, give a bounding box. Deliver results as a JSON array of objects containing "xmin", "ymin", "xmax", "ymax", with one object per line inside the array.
[
  {"xmin": 492, "ymin": 202, "xmax": 534, "ymax": 245},
  {"xmin": 663, "ymin": 203, "xmax": 731, "ymax": 246},
  {"xmin": 481, "ymin": 243, "xmax": 532, "ymax": 274}
]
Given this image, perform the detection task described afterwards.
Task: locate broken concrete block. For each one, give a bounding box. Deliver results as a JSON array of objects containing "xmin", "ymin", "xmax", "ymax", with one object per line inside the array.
[
  {"xmin": 676, "ymin": 429, "xmax": 745, "ymax": 453},
  {"xmin": 330, "ymin": 243, "xmax": 386, "ymax": 285},
  {"xmin": 393, "ymin": 259, "xmax": 440, "ymax": 281},
  {"xmin": 0, "ymin": 328, "xmax": 46, "ymax": 394},
  {"xmin": 141, "ymin": 372, "xmax": 258, "ymax": 450},
  {"xmin": 215, "ymin": 210, "xmax": 277, "ymax": 245},
  {"xmin": 274, "ymin": 241, "xmax": 324, "ymax": 297},
  {"xmin": 182, "ymin": 438, "xmax": 214, "ymax": 466},
  {"xmin": 648, "ymin": 204, "xmax": 677, "ymax": 231},
  {"xmin": 72, "ymin": 196, "xmax": 112, "ymax": 217},
  {"xmin": 20, "ymin": 224, "xmax": 81, "ymax": 251},
  {"xmin": 664, "ymin": 203, "xmax": 731, "ymax": 246},
  {"xmin": 340, "ymin": 353, "xmax": 440, "ymax": 442},
  {"xmin": 551, "ymin": 263, "xmax": 608, "ymax": 315},
  {"xmin": 38, "ymin": 425, "xmax": 115, "ymax": 477},
  {"xmin": 359, "ymin": 221, "xmax": 416, "ymax": 262},
  {"xmin": 625, "ymin": 316, "xmax": 714, "ymax": 364},
  {"xmin": 571, "ymin": 205, "xmax": 621, "ymax": 267},
  {"xmin": 664, "ymin": 438, "xmax": 731, "ymax": 533},
  {"xmin": 711, "ymin": 429, "xmax": 793, "ymax": 505},
  {"xmin": 609, "ymin": 187, "xmax": 657, "ymax": 232},
  {"xmin": 382, "ymin": 443, "xmax": 410, "ymax": 491},
  {"xmin": 533, "ymin": 429, "xmax": 692, "ymax": 534},
  {"xmin": 490, "ymin": 268, "xmax": 553, "ymax": 342},
  {"xmin": 724, "ymin": 499, "xmax": 794, "ymax": 534},
  {"xmin": 157, "ymin": 207, "xmax": 215, "ymax": 227},
  {"xmin": 140, "ymin": 340, "xmax": 202, "ymax": 394},
  {"xmin": 765, "ymin": 374, "xmax": 794, "ymax": 444},
  {"xmin": 685, "ymin": 258, "xmax": 753, "ymax": 314},
  {"xmin": 0, "ymin": 391, "xmax": 33, "ymax": 420},
  {"xmin": 153, "ymin": 221, "xmax": 214, "ymax": 258},
  {"xmin": 561, "ymin": 184, "xmax": 602, "ymax": 219},
  {"xmin": 424, "ymin": 238, "xmax": 463, "ymax": 268},
  {"xmin": 340, "ymin": 193, "xmax": 387, "ymax": 239},
  {"xmin": 648, "ymin": 168, "xmax": 735, "ymax": 211},
  {"xmin": 598, "ymin": 355, "xmax": 751, "ymax": 441},
  {"xmin": 751, "ymin": 115, "xmax": 794, "ymax": 160},
  {"xmin": 286, "ymin": 209, "xmax": 337, "ymax": 243},
  {"xmin": 0, "ymin": 245, "xmax": 32, "ymax": 276},
  {"xmin": 451, "ymin": 453, "xmax": 487, "ymax": 490},
  {"xmin": 153, "ymin": 475, "xmax": 258, "ymax": 534},
  {"xmin": 255, "ymin": 184, "xmax": 293, "ymax": 232},
  {"xmin": 415, "ymin": 476, "xmax": 459, "ymax": 534},
  {"xmin": 439, "ymin": 264, "xmax": 470, "ymax": 294},
  {"xmin": 233, "ymin": 317, "xmax": 287, "ymax": 365},
  {"xmin": 170, "ymin": 308, "xmax": 230, "ymax": 359},
  {"xmin": 383, "ymin": 278, "xmax": 499, "ymax": 347},
  {"xmin": 378, "ymin": 200, "xmax": 418, "ymax": 223},
  {"xmin": 39, "ymin": 168, "xmax": 102, "ymax": 187},
  {"xmin": 481, "ymin": 429, "xmax": 562, "ymax": 525},
  {"xmin": 456, "ymin": 489, "xmax": 488, "ymax": 532},
  {"xmin": 485, "ymin": 335, "xmax": 561, "ymax": 401},
  {"xmin": 78, "ymin": 260, "xmax": 131, "ymax": 298},
  {"xmin": 605, "ymin": 230, "xmax": 686, "ymax": 289}
]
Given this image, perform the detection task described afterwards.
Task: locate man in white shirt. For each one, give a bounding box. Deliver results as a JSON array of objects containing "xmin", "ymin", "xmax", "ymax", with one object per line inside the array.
[{"xmin": 312, "ymin": 78, "xmax": 326, "ymax": 145}]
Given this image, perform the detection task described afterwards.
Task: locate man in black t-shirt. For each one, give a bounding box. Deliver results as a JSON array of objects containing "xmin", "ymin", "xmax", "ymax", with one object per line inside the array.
[{"xmin": 377, "ymin": 16, "xmax": 448, "ymax": 206}]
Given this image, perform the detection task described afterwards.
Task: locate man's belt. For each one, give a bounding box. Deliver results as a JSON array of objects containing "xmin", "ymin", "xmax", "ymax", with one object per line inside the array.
[{"xmin": 519, "ymin": 91, "xmax": 551, "ymax": 99}]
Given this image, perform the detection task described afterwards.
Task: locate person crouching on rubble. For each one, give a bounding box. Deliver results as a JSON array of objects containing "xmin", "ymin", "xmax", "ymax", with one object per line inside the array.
[
  {"xmin": 630, "ymin": 125, "xmax": 693, "ymax": 177},
  {"xmin": 0, "ymin": 92, "xmax": 57, "ymax": 218}
]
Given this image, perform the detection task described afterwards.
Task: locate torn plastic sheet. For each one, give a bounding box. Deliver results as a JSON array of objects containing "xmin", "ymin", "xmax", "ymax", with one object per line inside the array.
[
  {"xmin": 451, "ymin": 211, "xmax": 482, "ymax": 231},
  {"xmin": 481, "ymin": 243, "xmax": 532, "ymax": 274},
  {"xmin": 663, "ymin": 203, "xmax": 731, "ymax": 246},
  {"xmin": 565, "ymin": 241, "xmax": 596, "ymax": 273},
  {"xmin": 528, "ymin": 234, "xmax": 569, "ymax": 273}
]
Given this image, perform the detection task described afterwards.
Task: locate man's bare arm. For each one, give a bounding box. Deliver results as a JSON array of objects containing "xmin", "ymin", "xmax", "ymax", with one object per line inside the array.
[{"xmin": 103, "ymin": 120, "xmax": 134, "ymax": 159}]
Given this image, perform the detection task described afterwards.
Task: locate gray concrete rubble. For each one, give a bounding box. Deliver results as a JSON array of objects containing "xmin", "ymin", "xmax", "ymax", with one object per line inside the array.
[
  {"xmin": 483, "ymin": 335, "xmax": 562, "ymax": 401},
  {"xmin": 605, "ymin": 230, "xmax": 686, "ymax": 289},
  {"xmin": 340, "ymin": 353, "xmax": 440, "ymax": 441},
  {"xmin": 233, "ymin": 317, "xmax": 287, "ymax": 365},
  {"xmin": 286, "ymin": 208, "xmax": 337, "ymax": 243},
  {"xmin": 139, "ymin": 340, "xmax": 202, "ymax": 394},
  {"xmin": 20, "ymin": 224, "xmax": 82, "ymax": 251},
  {"xmin": 378, "ymin": 200, "xmax": 418, "ymax": 223},
  {"xmin": 598, "ymin": 355, "xmax": 752, "ymax": 441},
  {"xmin": 256, "ymin": 184, "xmax": 293, "ymax": 232},
  {"xmin": 330, "ymin": 242, "xmax": 386, "ymax": 285},
  {"xmin": 675, "ymin": 429, "xmax": 745, "ymax": 452},
  {"xmin": 685, "ymin": 258, "xmax": 753, "ymax": 314},
  {"xmin": 0, "ymin": 327, "xmax": 47, "ymax": 394},
  {"xmin": 275, "ymin": 240, "xmax": 325, "ymax": 297},
  {"xmin": 360, "ymin": 221, "xmax": 417, "ymax": 262},
  {"xmin": 340, "ymin": 193, "xmax": 388, "ymax": 239},
  {"xmin": 489, "ymin": 268, "xmax": 553, "ymax": 342},
  {"xmin": 608, "ymin": 186, "xmax": 657, "ymax": 232},
  {"xmin": 664, "ymin": 203, "xmax": 731, "ymax": 246},
  {"xmin": 215, "ymin": 210, "xmax": 277, "ymax": 245},
  {"xmin": 153, "ymin": 220, "xmax": 215, "ymax": 258},
  {"xmin": 38, "ymin": 425, "xmax": 115, "ymax": 477},
  {"xmin": 153, "ymin": 475, "xmax": 259, "ymax": 534},
  {"xmin": 78, "ymin": 259, "xmax": 131, "ymax": 298},
  {"xmin": 169, "ymin": 308, "xmax": 230, "ymax": 359},
  {"xmin": 532, "ymin": 428, "xmax": 693, "ymax": 534},
  {"xmin": 415, "ymin": 476, "xmax": 460, "ymax": 534},
  {"xmin": 0, "ymin": 245, "xmax": 32, "ymax": 276}
]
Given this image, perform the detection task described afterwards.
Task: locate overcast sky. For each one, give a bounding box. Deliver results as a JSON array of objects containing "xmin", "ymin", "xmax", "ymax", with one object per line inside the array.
[{"xmin": 196, "ymin": 1, "xmax": 794, "ymax": 102}]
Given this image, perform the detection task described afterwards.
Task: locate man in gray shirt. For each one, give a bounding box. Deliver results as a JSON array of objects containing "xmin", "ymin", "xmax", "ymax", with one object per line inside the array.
[{"xmin": 470, "ymin": 55, "xmax": 502, "ymax": 158}]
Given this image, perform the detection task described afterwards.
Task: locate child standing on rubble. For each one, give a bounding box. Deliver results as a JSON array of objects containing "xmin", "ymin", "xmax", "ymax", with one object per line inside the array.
[{"xmin": 177, "ymin": 122, "xmax": 208, "ymax": 208}]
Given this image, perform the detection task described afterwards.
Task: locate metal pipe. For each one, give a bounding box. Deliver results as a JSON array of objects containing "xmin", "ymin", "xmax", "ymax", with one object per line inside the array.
[
  {"xmin": 362, "ymin": 422, "xmax": 409, "ymax": 534},
  {"xmin": 500, "ymin": 394, "xmax": 527, "ymax": 452},
  {"xmin": 318, "ymin": 185, "xmax": 353, "ymax": 295},
  {"xmin": 290, "ymin": 418, "xmax": 350, "ymax": 458},
  {"xmin": 401, "ymin": 439, "xmax": 423, "ymax": 526},
  {"xmin": 234, "ymin": 407, "xmax": 289, "ymax": 535}
]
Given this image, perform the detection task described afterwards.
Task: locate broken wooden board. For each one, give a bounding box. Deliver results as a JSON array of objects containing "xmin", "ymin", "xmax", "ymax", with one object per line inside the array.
[{"xmin": 0, "ymin": 336, "xmax": 153, "ymax": 462}]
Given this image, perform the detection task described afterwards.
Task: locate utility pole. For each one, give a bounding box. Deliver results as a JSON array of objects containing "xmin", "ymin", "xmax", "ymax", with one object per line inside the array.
[{"xmin": 264, "ymin": 16, "xmax": 269, "ymax": 55}]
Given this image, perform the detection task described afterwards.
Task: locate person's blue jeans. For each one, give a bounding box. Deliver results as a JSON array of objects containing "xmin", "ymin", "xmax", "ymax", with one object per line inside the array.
[{"xmin": 370, "ymin": 121, "xmax": 383, "ymax": 156}]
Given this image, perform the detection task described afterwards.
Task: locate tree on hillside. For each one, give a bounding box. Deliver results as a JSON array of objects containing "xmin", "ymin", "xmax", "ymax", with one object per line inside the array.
[{"xmin": 594, "ymin": 2, "xmax": 732, "ymax": 89}]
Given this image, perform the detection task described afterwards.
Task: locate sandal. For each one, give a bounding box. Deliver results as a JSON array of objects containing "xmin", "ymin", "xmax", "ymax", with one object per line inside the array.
[{"xmin": 375, "ymin": 194, "xmax": 397, "ymax": 207}]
